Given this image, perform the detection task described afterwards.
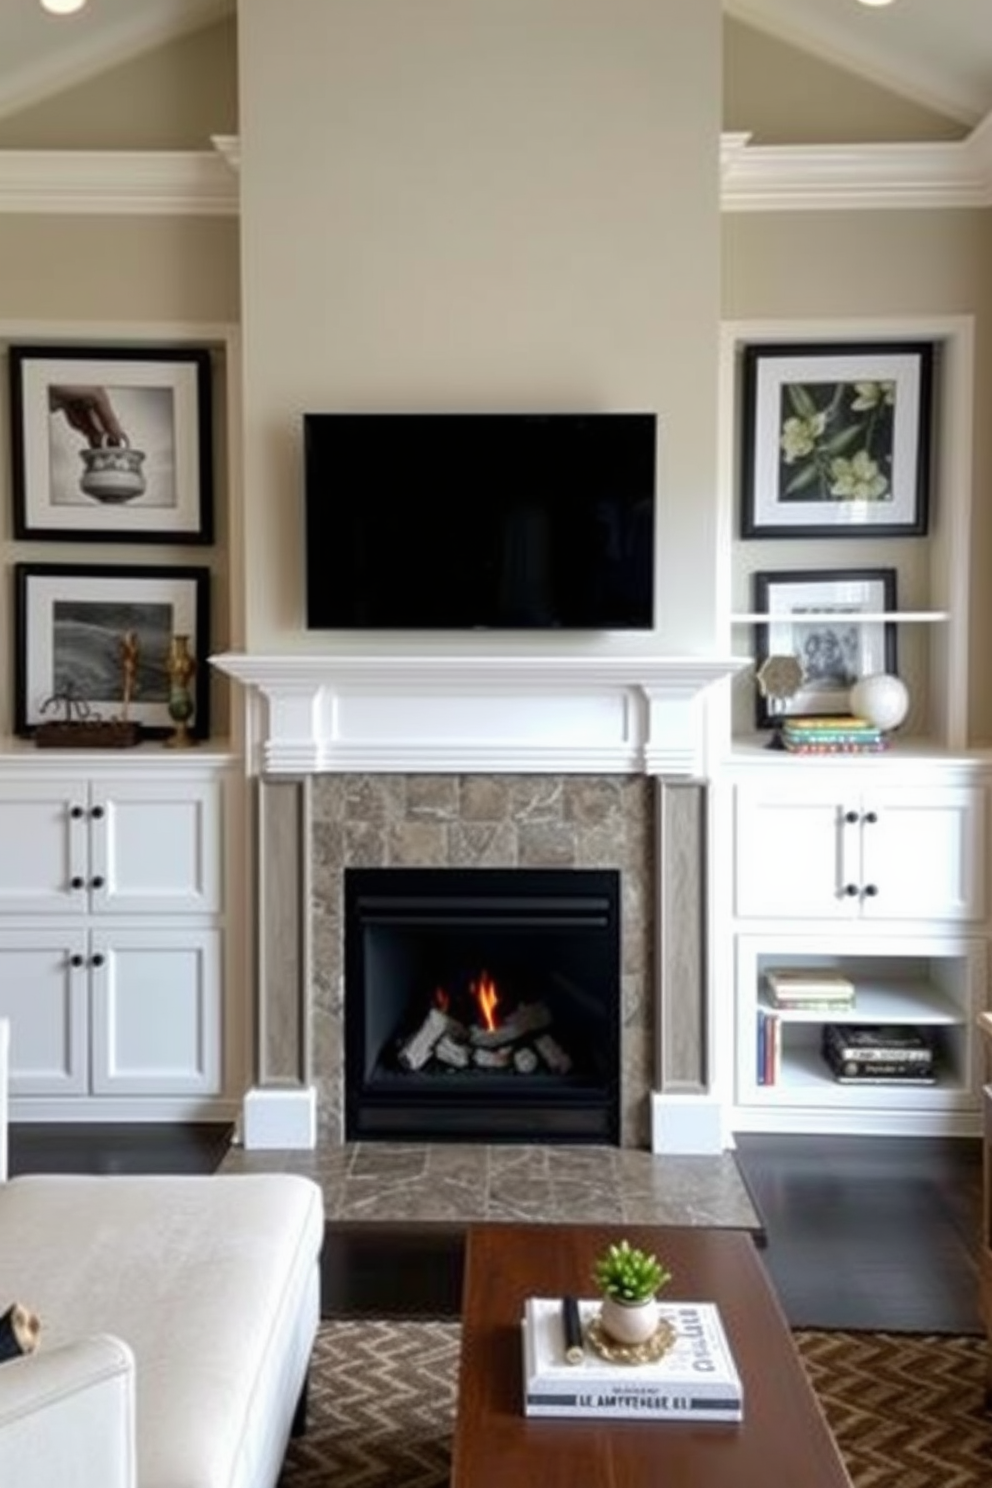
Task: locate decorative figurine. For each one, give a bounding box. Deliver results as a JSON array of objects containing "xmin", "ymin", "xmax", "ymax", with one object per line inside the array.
[
  {"xmin": 120, "ymin": 630, "xmax": 139, "ymax": 722},
  {"xmin": 164, "ymin": 634, "xmax": 197, "ymax": 748}
]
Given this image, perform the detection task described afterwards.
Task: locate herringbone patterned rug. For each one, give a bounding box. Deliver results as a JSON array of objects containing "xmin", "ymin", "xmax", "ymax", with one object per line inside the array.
[{"xmin": 278, "ymin": 1320, "xmax": 991, "ymax": 1488}]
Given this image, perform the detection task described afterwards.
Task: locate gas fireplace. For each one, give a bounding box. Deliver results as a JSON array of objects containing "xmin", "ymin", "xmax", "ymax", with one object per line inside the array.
[{"xmin": 344, "ymin": 866, "xmax": 621, "ymax": 1142}]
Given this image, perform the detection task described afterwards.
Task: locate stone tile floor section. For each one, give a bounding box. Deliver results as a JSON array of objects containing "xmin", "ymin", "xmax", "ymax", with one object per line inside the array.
[{"xmin": 219, "ymin": 1141, "xmax": 760, "ymax": 1229}]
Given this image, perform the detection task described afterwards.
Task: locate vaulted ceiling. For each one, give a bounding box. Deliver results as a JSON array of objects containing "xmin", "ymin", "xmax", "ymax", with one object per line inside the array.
[{"xmin": 0, "ymin": 0, "xmax": 989, "ymax": 132}]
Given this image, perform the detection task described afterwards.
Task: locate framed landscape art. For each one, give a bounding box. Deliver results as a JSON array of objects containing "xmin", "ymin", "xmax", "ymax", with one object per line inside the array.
[
  {"xmin": 14, "ymin": 563, "xmax": 211, "ymax": 740},
  {"xmin": 740, "ymin": 341, "xmax": 933, "ymax": 538},
  {"xmin": 752, "ymin": 568, "xmax": 897, "ymax": 728},
  {"xmin": 8, "ymin": 344, "xmax": 213, "ymax": 543}
]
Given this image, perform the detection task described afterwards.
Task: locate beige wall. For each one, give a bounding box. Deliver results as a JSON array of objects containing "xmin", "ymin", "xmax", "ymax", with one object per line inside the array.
[
  {"xmin": 724, "ymin": 209, "xmax": 992, "ymax": 743},
  {"xmin": 237, "ymin": 0, "xmax": 722, "ymax": 654}
]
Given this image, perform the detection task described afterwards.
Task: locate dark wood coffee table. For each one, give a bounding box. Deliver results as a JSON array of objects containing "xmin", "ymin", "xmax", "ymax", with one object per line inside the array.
[{"xmin": 451, "ymin": 1223, "xmax": 852, "ymax": 1488}]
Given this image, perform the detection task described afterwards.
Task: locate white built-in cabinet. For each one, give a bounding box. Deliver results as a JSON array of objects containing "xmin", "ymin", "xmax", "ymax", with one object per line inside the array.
[
  {"xmin": 721, "ymin": 317, "xmax": 989, "ymax": 1139},
  {"xmin": 0, "ymin": 752, "xmax": 234, "ymax": 1115},
  {"xmin": 727, "ymin": 755, "xmax": 990, "ymax": 1137}
]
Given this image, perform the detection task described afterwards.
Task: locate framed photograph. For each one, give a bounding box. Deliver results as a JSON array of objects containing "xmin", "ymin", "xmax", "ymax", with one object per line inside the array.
[
  {"xmin": 740, "ymin": 341, "xmax": 933, "ymax": 538},
  {"xmin": 14, "ymin": 563, "xmax": 211, "ymax": 740},
  {"xmin": 9, "ymin": 345, "xmax": 213, "ymax": 543},
  {"xmin": 752, "ymin": 568, "xmax": 897, "ymax": 728}
]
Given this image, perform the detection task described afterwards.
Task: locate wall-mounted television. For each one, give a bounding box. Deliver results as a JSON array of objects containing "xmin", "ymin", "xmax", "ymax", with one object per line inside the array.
[{"xmin": 303, "ymin": 411, "xmax": 656, "ymax": 630}]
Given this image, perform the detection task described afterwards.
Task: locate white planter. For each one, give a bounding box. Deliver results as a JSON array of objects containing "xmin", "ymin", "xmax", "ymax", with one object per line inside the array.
[{"xmin": 600, "ymin": 1295, "xmax": 659, "ymax": 1346}]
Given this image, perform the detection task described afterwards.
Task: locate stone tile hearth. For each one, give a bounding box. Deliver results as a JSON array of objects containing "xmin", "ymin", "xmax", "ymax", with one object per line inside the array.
[{"xmin": 219, "ymin": 1141, "xmax": 760, "ymax": 1230}]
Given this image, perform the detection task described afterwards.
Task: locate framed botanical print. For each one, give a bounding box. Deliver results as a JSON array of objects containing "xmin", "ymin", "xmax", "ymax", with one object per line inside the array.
[{"xmin": 741, "ymin": 341, "xmax": 933, "ymax": 538}]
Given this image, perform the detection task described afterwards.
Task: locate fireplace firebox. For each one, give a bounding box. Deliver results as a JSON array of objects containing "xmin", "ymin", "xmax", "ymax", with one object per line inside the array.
[{"xmin": 344, "ymin": 867, "xmax": 621, "ymax": 1142}]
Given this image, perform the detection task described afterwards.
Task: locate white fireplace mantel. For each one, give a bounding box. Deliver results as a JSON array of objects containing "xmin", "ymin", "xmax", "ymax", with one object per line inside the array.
[{"xmin": 212, "ymin": 652, "xmax": 742, "ymax": 777}]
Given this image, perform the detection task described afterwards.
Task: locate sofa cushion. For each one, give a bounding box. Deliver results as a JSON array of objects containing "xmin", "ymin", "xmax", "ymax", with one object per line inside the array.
[{"xmin": 0, "ymin": 1173, "xmax": 324, "ymax": 1488}]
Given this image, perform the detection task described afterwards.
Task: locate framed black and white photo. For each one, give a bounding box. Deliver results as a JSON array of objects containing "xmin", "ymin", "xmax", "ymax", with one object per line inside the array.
[
  {"xmin": 14, "ymin": 563, "xmax": 211, "ymax": 739},
  {"xmin": 752, "ymin": 568, "xmax": 897, "ymax": 728},
  {"xmin": 740, "ymin": 342, "xmax": 933, "ymax": 538},
  {"xmin": 9, "ymin": 345, "xmax": 213, "ymax": 543}
]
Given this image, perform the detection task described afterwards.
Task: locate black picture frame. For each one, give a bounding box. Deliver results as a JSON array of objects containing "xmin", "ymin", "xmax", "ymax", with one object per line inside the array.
[
  {"xmin": 9, "ymin": 344, "xmax": 213, "ymax": 543},
  {"xmin": 740, "ymin": 341, "xmax": 933, "ymax": 538},
  {"xmin": 14, "ymin": 562, "xmax": 211, "ymax": 740},
  {"xmin": 752, "ymin": 567, "xmax": 898, "ymax": 729}
]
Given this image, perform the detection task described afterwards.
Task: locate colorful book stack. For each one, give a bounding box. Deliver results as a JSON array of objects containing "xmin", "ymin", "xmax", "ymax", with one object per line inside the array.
[
  {"xmin": 820, "ymin": 1023, "xmax": 936, "ymax": 1084},
  {"xmin": 756, "ymin": 1007, "xmax": 781, "ymax": 1085},
  {"xmin": 780, "ymin": 716, "xmax": 887, "ymax": 754}
]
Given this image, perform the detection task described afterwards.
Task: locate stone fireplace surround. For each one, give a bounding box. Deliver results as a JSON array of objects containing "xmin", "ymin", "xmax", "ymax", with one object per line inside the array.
[{"xmin": 213, "ymin": 651, "xmax": 737, "ymax": 1154}]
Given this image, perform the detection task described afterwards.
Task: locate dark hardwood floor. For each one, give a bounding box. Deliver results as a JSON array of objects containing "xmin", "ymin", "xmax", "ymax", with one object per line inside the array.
[
  {"xmin": 734, "ymin": 1132, "xmax": 984, "ymax": 1334},
  {"xmin": 5, "ymin": 1125, "xmax": 983, "ymax": 1333}
]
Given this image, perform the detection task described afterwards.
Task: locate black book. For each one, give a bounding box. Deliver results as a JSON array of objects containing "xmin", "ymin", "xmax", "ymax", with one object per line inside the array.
[{"xmin": 822, "ymin": 1023, "xmax": 934, "ymax": 1064}]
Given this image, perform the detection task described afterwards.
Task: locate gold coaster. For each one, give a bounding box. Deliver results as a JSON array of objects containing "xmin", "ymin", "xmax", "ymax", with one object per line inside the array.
[{"xmin": 586, "ymin": 1312, "xmax": 677, "ymax": 1365}]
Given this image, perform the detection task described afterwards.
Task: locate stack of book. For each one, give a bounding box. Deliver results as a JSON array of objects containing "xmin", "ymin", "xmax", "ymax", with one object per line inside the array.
[
  {"xmin": 756, "ymin": 1007, "xmax": 781, "ymax": 1085},
  {"xmin": 521, "ymin": 1296, "xmax": 743, "ymax": 1422},
  {"xmin": 821, "ymin": 1023, "xmax": 936, "ymax": 1084},
  {"xmin": 780, "ymin": 716, "xmax": 887, "ymax": 754},
  {"xmin": 764, "ymin": 969, "xmax": 856, "ymax": 1012}
]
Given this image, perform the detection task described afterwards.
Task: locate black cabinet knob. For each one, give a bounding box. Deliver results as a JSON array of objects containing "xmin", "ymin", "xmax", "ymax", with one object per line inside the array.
[
  {"xmin": 844, "ymin": 883, "xmax": 859, "ymax": 897},
  {"xmin": 863, "ymin": 884, "xmax": 879, "ymax": 897},
  {"xmin": 70, "ymin": 876, "xmax": 84, "ymax": 890},
  {"xmin": 864, "ymin": 811, "xmax": 878, "ymax": 825},
  {"xmin": 91, "ymin": 876, "xmax": 105, "ymax": 890},
  {"xmin": 91, "ymin": 805, "xmax": 105, "ymax": 821},
  {"xmin": 70, "ymin": 805, "xmax": 84, "ymax": 820},
  {"xmin": 70, "ymin": 953, "xmax": 84, "ymax": 968},
  {"xmin": 844, "ymin": 810, "xmax": 859, "ymax": 824},
  {"xmin": 91, "ymin": 953, "xmax": 105, "ymax": 969}
]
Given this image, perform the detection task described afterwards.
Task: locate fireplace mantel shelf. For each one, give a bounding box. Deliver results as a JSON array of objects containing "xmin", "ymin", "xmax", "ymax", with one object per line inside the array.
[{"xmin": 212, "ymin": 651, "xmax": 741, "ymax": 777}]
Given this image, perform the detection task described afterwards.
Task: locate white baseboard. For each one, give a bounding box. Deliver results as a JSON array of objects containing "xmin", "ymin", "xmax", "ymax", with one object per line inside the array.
[
  {"xmin": 242, "ymin": 1086, "xmax": 317, "ymax": 1149},
  {"xmin": 650, "ymin": 1092, "xmax": 727, "ymax": 1154}
]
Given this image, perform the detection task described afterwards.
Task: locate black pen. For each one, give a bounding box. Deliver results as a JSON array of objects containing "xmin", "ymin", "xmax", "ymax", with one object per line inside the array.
[{"xmin": 562, "ymin": 1296, "xmax": 584, "ymax": 1365}]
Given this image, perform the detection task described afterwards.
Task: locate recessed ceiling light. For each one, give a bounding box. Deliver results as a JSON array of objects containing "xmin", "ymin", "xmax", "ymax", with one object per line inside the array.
[
  {"xmin": 855, "ymin": 0, "xmax": 897, "ymax": 8},
  {"xmin": 40, "ymin": 0, "xmax": 88, "ymax": 14}
]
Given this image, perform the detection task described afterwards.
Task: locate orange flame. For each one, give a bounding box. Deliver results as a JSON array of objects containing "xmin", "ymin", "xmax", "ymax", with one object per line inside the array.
[{"xmin": 472, "ymin": 971, "xmax": 500, "ymax": 1031}]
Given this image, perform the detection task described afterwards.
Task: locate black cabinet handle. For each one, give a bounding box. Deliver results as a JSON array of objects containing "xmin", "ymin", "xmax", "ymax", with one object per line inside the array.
[
  {"xmin": 91, "ymin": 876, "xmax": 105, "ymax": 890},
  {"xmin": 70, "ymin": 805, "xmax": 85, "ymax": 820},
  {"xmin": 91, "ymin": 805, "xmax": 105, "ymax": 821},
  {"xmin": 844, "ymin": 883, "xmax": 859, "ymax": 897},
  {"xmin": 70, "ymin": 876, "xmax": 85, "ymax": 890},
  {"xmin": 863, "ymin": 884, "xmax": 879, "ymax": 897},
  {"xmin": 91, "ymin": 953, "xmax": 105, "ymax": 969},
  {"xmin": 863, "ymin": 811, "xmax": 878, "ymax": 825},
  {"xmin": 70, "ymin": 953, "xmax": 84, "ymax": 968},
  {"xmin": 844, "ymin": 810, "xmax": 858, "ymax": 824}
]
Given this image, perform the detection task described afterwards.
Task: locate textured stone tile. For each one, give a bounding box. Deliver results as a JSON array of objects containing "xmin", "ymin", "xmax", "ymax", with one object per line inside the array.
[
  {"xmin": 548, "ymin": 1178, "xmax": 625, "ymax": 1223},
  {"xmin": 564, "ymin": 778, "xmax": 624, "ymax": 827},
  {"xmin": 508, "ymin": 777, "xmax": 564, "ymax": 822},
  {"xmin": 350, "ymin": 1144, "xmax": 430, "ymax": 1179},
  {"xmin": 485, "ymin": 1176, "xmax": 558, "ymax": 1221},
  {"xmin": 407, "ymin": 776, "xmax": 460, "ymax": 819},
  {"xmin": 459, "ymin": 776, "xmax": 510, "ymax": 822},
  {"xmin": 448, "ymin": 821, "xmax": 518, "ymax": 866},
  {"xmin": 488, "ymin": 1146, "xmax": 551, "ymax": 1181},
  {"xmin": 546, "ymin": 1146, "xmax": 619, "ymax": 1181},
  {"xmin": 386, "ymin": 820, "xmax": 447, "ymax": 865},
  {"xmin": 518, "ymin": 823, "xmax": 576, "ymax": 866},
  {"xmin": 342, "ymin": 821, "xmax": 388, "ymax": 866}
]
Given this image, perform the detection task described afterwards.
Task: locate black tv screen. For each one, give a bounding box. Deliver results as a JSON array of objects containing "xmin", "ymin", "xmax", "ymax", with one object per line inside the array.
[{"xmin": 303, "ymin": 412, "xmax": 656, "ymax": 630}]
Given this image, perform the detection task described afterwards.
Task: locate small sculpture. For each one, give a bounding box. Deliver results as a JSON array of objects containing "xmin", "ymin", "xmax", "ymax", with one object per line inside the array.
[{"xmin": 165, "ymin": 634, "xmax": 197, "ymax": 748}]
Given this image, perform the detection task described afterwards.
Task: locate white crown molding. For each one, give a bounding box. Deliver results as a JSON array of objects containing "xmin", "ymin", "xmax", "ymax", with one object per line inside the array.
[
  {"xmin": 0, "ymin": 120, "xmax": 990, "ymax": 216},
  {"xmin": 0, "ymin": 147, "xmax": 237, "ymax": 214}
]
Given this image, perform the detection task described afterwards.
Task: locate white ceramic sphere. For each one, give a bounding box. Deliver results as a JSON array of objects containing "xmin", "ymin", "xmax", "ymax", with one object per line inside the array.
[{"xmin": 849, "ymin": 673, "xmax": 910, "ymax": 732}]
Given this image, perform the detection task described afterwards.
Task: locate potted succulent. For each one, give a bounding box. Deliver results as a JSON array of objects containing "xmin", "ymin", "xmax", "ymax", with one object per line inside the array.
[{"xmin": 593, "ymin": 1238, "xmax": 672, "ymax": 1345}]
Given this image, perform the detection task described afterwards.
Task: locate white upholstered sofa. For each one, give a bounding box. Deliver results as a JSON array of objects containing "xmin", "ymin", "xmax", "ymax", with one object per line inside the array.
[{"xmin": 0, "ymin": 1021, "xmax": 325, "ymax": 1488}]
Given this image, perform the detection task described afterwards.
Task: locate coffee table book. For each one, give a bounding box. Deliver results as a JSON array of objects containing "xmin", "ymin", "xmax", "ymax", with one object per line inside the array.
[{"xmin": 521, "ymin": 1297, "xmax": 744, "ymax": 1422}]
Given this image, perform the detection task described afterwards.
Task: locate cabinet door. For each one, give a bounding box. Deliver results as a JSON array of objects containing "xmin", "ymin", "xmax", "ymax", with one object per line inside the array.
[
  {"xmin": 0, "ymin": 929, "xmax": 88, "ymax": 1094},
  {"xmin": 734, "ymin": 785, "xmax": 858, "ymax": 919},
  {"xmin": 861, "ymin": 787, "xmax": 986, "ymax": 921},
  {"xmin": 92, "ymin": 778, "xmax": 222, "ymax": 915},
  {"xmin": 0, "ymin": 783, "xmax": 89, "ymax": 916},
  {"xmin": 89, "ymin": 926, "xmax": 221, "ymax": 1095}
]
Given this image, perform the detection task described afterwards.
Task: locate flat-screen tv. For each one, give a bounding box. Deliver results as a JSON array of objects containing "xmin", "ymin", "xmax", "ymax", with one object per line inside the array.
[{"xmin": 303, "ymin": 411, "xmax": 656, "ymax": 630}]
